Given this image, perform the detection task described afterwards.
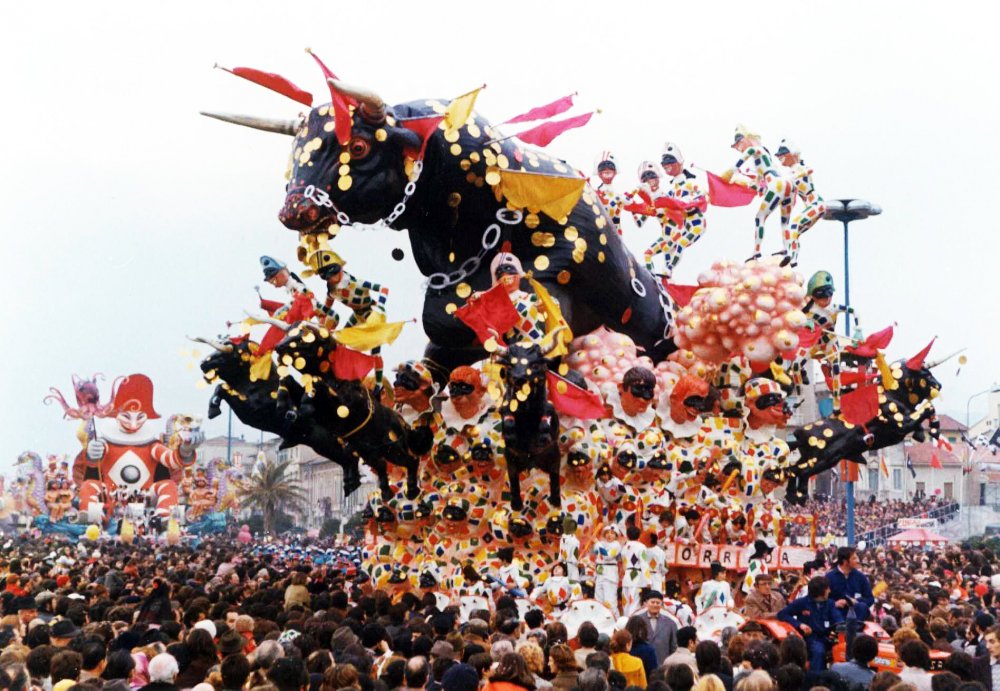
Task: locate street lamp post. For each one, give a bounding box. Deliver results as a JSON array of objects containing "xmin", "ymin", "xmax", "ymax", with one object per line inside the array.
[
  {"xmin": 822, "ymin": 199, "xmax": 882, "ymax": 546},
  {"xmin": 965, "ymin": 385, "xmax": 1000, "ymax": 529}
]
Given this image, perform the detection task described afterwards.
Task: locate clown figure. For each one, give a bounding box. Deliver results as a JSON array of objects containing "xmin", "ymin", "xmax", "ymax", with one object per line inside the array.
[
  {"xmin": 479, "ymin": 250, "xmax": 551, "ymax": 344},
  {"xmin": 802, "ymin": 271, "xmax": 861, "ymax": 415},
  {"xmin": 602, "ymin": 367, "xmax": 662, "ymax": 481},
  {"xmin": 739, "ymin": 378, "xmax": 792, "ymax": 504},
  {"xmin": 594, "ymin": 152, "xmax": 626, "ymax": 233},
  {"xmin": 775, "ymin": 140, "xmax": 826, "ymax": 267},
  {"xmin": 723, "ymin": 125, "xmax": 795, "ymax": 264},
  {"xmin": 643, "ymin": 143, "xmax": 709, "ymax": 278},
  {"xmin": 434, "ymin": 366, "xmax": 503, "ymax": 483},
  {"xmin": 392, "ymin": 361, "xmax": 441, "ymax": 484},
  {"xmin": 305, "ymin": 243, "xmax": 390, "ymax": 390},
  {"xmin": 624, "ymin": 161, "xmax": 665, "ymax": 230},
  {"xmin": 78, "ymin": 374, "xmax": 203, "ymax": 521},
  {"xmin": 259, "ymin": 255, "xmax": 316, "ymax": 323}
]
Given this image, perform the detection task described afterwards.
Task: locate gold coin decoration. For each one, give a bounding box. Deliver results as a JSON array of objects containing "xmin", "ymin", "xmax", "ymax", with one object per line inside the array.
[
  {"xmin": 531, "ymin": 231, "xmax": 556, "ymax": 248},
  {"xmin": 525, "ymin": 213, "xmax": 540, "ymax": 228},
  {"xmin": 337, "ymin": 405, "xmax": 350, "ymax": 418},
  {"xmin": 557, "ymin": 270, "xmax": 571, "ymax": 284},
  {"xmin": 445, "ymin": 128, "xmax": 461, "ymax": 143},
  {"xmin": 534, "ymin": 255, "xmax": 550, "ymax": 271},
  {"xmin": 497, "ymin": 154, "xmax": 510, "ymax": 169},
  {"xmin": 375, "ymin": 128, "xmax": 388, "ymax": 142},
  {"xmin": 485, "ymin": 169, "xmax": 502, "ymax": 186},
  {"xmin": 338, "ymin": 164, "xmax": 351, "ymax": 176},
  {"xmin": 338, "ymin": 175, "xmax": 352, "ymax": 191},
  {"xmin": 456, "ymin": 282, "xmax": 472, "ymax": 298},
  {"xmin": 339, "ymin": 152, "xmax": 351, "ymax": 164},
  {"xmin": 564, "ymin": 226, "xmax": 579, "ymax": 241},
  {"xmin": 445, "ymin": 303, "xmax": 458, "ymax": 314},
  {"xmin": 450, "ymin": 143, "xmax": 462, "ymax": 156}
]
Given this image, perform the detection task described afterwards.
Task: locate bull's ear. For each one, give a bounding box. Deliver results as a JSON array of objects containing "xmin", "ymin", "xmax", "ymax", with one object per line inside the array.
[{"xmin": 387, "ymin": 126, "xmax": 422, "ymax": 151}]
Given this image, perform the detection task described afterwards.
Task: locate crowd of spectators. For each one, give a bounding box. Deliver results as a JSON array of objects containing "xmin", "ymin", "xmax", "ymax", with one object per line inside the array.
[
  {"xmin": 783, "ymin": 496, "xmax": 956, "ymax": 542},
  {"xmin": 0, "ymin": 531, "xmax": 997, "ymax": 691}
]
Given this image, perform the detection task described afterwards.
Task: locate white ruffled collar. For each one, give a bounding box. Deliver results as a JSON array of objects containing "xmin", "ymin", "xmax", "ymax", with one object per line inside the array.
[{"xmin": 606, "ymin": 388, "xmax": 657, "ymax": 431}]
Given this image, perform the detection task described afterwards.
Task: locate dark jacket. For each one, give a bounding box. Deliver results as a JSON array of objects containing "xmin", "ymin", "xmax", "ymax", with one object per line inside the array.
[
  {"xmin": 972, "ymin": 654, "xmax": 996, "ymax": 691},
  {"xmin": 777, "ymin": 595, "xmax": 843, "ymax": 640},
  {"xmin": 141, "ymin": 682, "xmax": 180, "ymax": 691},
  {"xmin": 174, "ymin": 656, "xmax": 215, "ymax": 690},
  {"xmin": 631, "ymin": 641, "xmax": 658, "ymax": 678},
  {"xmin": 825, "ymin": 568, "xmax": 874, "ymax": 613}
]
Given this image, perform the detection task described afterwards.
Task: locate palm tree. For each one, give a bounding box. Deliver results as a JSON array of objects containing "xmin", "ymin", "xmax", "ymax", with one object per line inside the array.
[{"xmin": 237, "ymin": 457, "xmax": 307, "ymax": 534}]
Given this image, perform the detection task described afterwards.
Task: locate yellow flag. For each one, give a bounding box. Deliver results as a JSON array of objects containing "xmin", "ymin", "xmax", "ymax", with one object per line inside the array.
[
  {"xmin": 527, "ymin": 276, "xmax": 573, "ymax": 357},
  {"xmin": 493, "ymin": 168, "xmax": 585, "ymax": 221},
  {"xmin": 444, "ymin": 86, "xmax": 482, "ymax": 131},
  {"xmin": 876, "ymin": 352, "xmax": 898, "ymax": 390},
  {"xmin": 333, "ymin": 318, "xmax": 407, "ymax": 351},
  {"xmin": 249, "ymin": 353, "xmax": 273, "ymax": 382}
]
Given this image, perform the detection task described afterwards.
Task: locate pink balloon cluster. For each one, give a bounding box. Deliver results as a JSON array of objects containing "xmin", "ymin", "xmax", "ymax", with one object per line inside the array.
[
  {"xmin": 565, "ymin": 327, "xmax": 709, "ymax": 399},
  {"xmin": 674, "ymin": 259, "xmax": 807, "ymax": 364}
]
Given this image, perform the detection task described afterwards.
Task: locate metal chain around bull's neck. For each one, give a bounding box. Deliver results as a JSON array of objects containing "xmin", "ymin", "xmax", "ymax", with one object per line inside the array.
[{"xmin": 303, "ymin": 160, "xmax": 425, "ymax": 231}]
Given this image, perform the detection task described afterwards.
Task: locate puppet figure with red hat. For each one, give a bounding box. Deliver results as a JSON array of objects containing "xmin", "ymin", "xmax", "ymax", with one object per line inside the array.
[{"xmin": 76, "ymin": 373, "xmax": 204, "ymax": 522}]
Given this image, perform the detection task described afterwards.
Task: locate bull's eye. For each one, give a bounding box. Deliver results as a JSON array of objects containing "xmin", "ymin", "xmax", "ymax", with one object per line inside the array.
[{"xmin": 348, "ymin": 136, "xmax": 371, "ymax": 160}]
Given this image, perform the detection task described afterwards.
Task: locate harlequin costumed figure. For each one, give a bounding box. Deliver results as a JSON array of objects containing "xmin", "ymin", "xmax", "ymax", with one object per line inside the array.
[
  {"xmin": 739, "ymin": 378, "xmax": 792, "ymax": 505},
  {"xmin": 695, "ymin": 561, "xmax": 736, "ymax": 614},
  {"xmin": 434, "ymin": 366, "xmax": 503, "ymax": 484},
  {"xmin": 602, "ymin": 367, "xmax": 661, "ymax": 483},
  {"xmin": 558, "ymin": 371, "xmax": 609, "ymax": 492},
  {"xmin": 594, "ymin": 152, "xmax": 625, "ymax": 234},
  {"xmin": 305, "ymin": 242, "xmax": 390, "ymax": 390},
  {"xmin": 657, "ymin": 374, "xmax": 714, "ymax": 501},
  {"xmin": 530, "ymin": 562, "xmax": 582, "ymax": 613},
  {"xmin": 724, "ymin": 125, "xmax": 795, "ymax": 264},
  {"xmin": 620, "ymin": 524, "xmax": 650, "ymax": 616},
  {"xmin": 591, "ymin": 524, "xmax": 623, "ymax": 617},
  {"xmin": 259, "ymin": 255, "xmax": 316, "ymax": 323},
  {"xmin": 488, "ymin": 250, "xmax": 550, "ymax": 344},
  {"xmin": 559, "ymin": 516, "xmax": 582, "ymax": 582},
  {"xmin": 802, "ymin": 271, "xmax": 861, "ymax": 415},
  {"xmin": 643, "ymin": 143, "xmax": 709, "ymax": 278},
  {"xmin": 624, "ymin": 161, "xmax": 664, "ymax": 230},
  {"xmin": 775, "ymin": 140, "xmax": 826, "ymax": 267},
  {"xmin": 742, "ymin": 539, "xmax": 773, "ymax": 594},
  {"xmin": 392, "ymin": 360, "xmax": 441, "ymax": 482},
  {"xmin": 78, "ymin": 374, "xmax": 203, "ymax": 521}
]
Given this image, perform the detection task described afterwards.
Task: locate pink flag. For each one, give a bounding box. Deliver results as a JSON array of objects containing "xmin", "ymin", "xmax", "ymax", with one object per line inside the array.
[
  {"xmin": 706, "ymin": 170, "xmax": 757, "ymax": 207},
  {"xmin": 514, "ymin": 112, "xmax": 594, "ymax": 147},
  {"xmin": 502, "ymin": 93, "xmax": 576, "ymax": 125}
]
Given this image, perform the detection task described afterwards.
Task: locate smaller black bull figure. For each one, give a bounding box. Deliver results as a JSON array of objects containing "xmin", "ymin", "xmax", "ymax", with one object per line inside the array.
[
  {"xmin": 192, "ymin": 335, "xmax": 364, "ymax": 496},
  {"xmin": 781, "ymin": 348, "xmax": 955, "ymax": 505},
  {"xmin": 494, "ymin": 329, "xmax": 566, "ymax": 512},
  {"xmin": 264, "ymin": 318, "xmax": 424, "ymax": 502}
]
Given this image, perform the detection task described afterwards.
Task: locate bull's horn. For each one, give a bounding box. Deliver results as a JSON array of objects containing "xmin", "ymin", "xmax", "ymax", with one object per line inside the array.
[
  {"xmin": 244, "ymin": 311, "xmax": 292, "ymax": 331},
  {"xmin": 186, "ymin": 335, "xmax": 233, "ymax": 354},
  {"xmin": 926, "ymin": 348, "xmax": 966, "ymax": 369},
  {"xmin": 540, "ymin": 326, "xmax": 569, "ymax": 356},
  {"xmin": 200, "ymin": 111, "xmax": 301, "ymax": 136},
  {"xmin": 329, "ymin": 79, "xmax": 386, "ymax": 124}
]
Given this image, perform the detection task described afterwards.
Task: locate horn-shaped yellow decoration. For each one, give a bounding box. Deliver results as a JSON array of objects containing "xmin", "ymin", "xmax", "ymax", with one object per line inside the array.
[
  {"xmin": 876, "ymin": 352, "xmax": 897, "ymax": 391},
  {"xmin": 527, "ymin": 276, "xmax": 573, "ymax": 357}
]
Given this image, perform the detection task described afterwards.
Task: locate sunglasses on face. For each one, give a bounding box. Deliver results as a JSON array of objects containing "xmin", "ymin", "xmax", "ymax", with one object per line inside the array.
[
  {"xmin": 494, "ymin": 265, "xmax": 519, "ymax": 279},
  {"xmin": 683, "ymin": 395, "xmax": 714, "ymax": 412},
  {"xmin": 812, "ymin": 286, "xmax": 835, "ymax": 299},
  {"xmin": 448, "ymin": 381, "xmax": 475, "ymax": 397}
]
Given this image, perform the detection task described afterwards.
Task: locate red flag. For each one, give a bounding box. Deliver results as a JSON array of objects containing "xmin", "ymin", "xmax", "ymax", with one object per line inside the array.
[
  {"xmin": 840, "ymin": 383, "xmax": 880, "ymax": 425},
  {"xmin": 286, "ymin": 293, "xmax": 316, "ymax": 323},
  {"xmin": 307, "ymin": 50, "xmax": 354, "ymax": 146},
  {"xmin": 795, "ymin": 326, "xmax": 823, "ymax": 351},
  {"xmin": 906, "ymin": 337, "xmax": 936, "ymax": 371},
  {"xmin": 259, "ymin": 298, "xmax": 284, "ymax": 316},
  {"xmin": 259, "ymin": 326, "xmax": 286, "ymax": 354},
  {"xmin": 706, "ymin": 170, "xmax": 757, "ymax": 207},
  {"xmin": 514, "ymin": 112, "xmax": 594, "ymax": 147},
  {"xmin": 454, "ymin": 283, "xmax": 520, "ymax": 345},
  {"xmin": 329, "ymin": 347, "xmax": 377, "ymax": 380},
  {"xmin": 399, "ymin": 115, "xmax": 445, "ymax": 158},
  {"xmin": 663, "ymin": 283, "xmax": 699, "ymax": 307},
  {"xmin": 502, "ymin": 93, "xmax": 576, "ymax": 125},
  {"xmin": 936, "ymin": 437, "xmax": 954, "ymax": 453},
  {"xmin": 546, "ymin": 371, "xmax": 607, "ymax": 420},
  {"xmin": 930, "ymin": 452, "xmax": 943, "ymax": 469},
  {"xmin": 218, "ymin": 65, "xmax": 313, "ymax": 107},
  {"xmin": 622, "ymin": 189, "xmax": 659, "ymax": 217},
  {"xmin": 847, "ymin": 325, "xmax": 894, "ymax": 357},
  {"xmin": 840, "ymin": 460, "xmax": 861, "ymax": 482}
]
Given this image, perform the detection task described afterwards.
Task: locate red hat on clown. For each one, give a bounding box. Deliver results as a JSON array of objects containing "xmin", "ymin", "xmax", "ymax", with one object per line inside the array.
[{"xmin": 112, "ymin": 374, "xmax": 161, "ymax": 420}]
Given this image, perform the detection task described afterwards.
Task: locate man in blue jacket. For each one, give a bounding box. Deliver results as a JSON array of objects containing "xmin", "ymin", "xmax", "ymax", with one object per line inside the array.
[
  {"xmin": 825, "ymin": 546, "xmax": 874, "ymax": 623},
  {"xmin": 778, "ymin": 576, "xmax": 843, "ymax": 671}
]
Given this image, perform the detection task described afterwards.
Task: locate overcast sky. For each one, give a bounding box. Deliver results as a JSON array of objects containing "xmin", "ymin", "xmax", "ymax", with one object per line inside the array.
[{"xmin": 1, "ymin": 1, "xmax": 997, "ymax": 473}]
